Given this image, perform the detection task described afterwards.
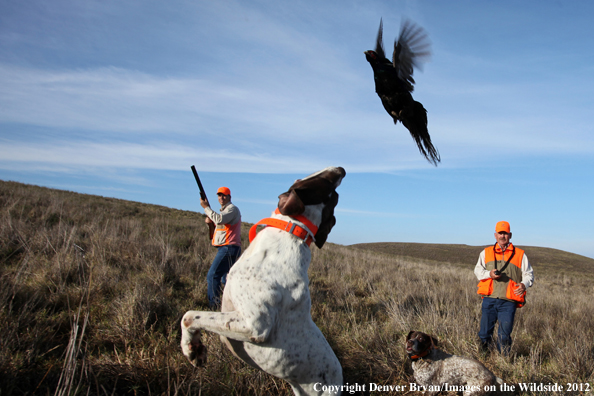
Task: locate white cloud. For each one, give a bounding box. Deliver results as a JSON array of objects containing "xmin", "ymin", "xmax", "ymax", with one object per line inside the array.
[{"xmin": 0, "ymin": 140, "xmax": 333, "ymax": 174}]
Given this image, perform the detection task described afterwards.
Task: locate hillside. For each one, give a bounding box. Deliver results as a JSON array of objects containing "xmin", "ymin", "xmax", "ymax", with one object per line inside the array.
[
  {"xmin": 1, "ymin": 180, "xmax": 593, "ymax": 395},
  {"xmin": 350, "ymin": 242, "xmax": 594, "ymax": 278},
  {"xmin": 2, "ymin": 179, "xmax": 590, "ymax": 275}
]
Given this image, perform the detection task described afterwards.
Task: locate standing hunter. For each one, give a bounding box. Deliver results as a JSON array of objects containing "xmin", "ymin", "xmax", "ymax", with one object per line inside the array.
[
  {"xmin": 474, "ymin": 221, "xmax": 534, "ymax": 354},
  {"xmin": 200, "ymin": 187, "xmax": 242, "ymax": 308}
]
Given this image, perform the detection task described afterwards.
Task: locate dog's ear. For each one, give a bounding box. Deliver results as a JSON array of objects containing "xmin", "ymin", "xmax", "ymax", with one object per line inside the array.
[
  {"xmin": 278, "ymin": 190, "xmax": 305, "ymax": 216},
  {"xmin": 430, "ymin": 336, "xmax": 438, "ymax": 347},
  {"xmin": 314, "ymin": 191, "xmax": 339, "ymax": 248}
]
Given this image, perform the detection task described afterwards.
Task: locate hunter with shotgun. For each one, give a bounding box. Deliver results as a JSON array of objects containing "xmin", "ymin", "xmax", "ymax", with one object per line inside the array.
[{"xmin": 191, "ymin": 166, "xmax": 242, "ymax": 308}]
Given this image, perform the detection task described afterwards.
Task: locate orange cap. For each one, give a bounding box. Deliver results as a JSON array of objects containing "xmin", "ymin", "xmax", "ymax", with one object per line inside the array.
[
  {"xmin": 217, "ymin": 187, "xmax": 231, "ymax": 196},
  {"xmin": 495, "ymin": 221, "xmax": 511, "ymax": 234}
]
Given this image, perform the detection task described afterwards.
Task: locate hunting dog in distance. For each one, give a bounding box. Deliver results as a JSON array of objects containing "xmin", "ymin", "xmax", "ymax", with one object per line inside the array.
[
  {"xmin": 181, "ymin": 166, "xmax": 346, "ymax": 396},
  {"xmin": 406, "ymin": 331, "xmax": 509, "ymax": 396}
]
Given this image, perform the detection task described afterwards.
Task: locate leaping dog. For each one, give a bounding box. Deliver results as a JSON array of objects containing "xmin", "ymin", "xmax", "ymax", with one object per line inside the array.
[{"xmin": 181, "ymin": 166, "xmax": 346, "ymax": 396}]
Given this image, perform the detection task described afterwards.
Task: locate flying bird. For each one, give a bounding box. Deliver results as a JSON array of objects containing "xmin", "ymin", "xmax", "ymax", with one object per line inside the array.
[{"xmin": 365, "ymin": 19, "xmax": 440, "ymax": 166}]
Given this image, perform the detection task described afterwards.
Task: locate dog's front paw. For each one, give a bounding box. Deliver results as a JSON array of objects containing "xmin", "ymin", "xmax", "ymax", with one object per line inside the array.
[
  {"xmin": 188, "ymin": 339, "xmax": 208, "ymax": 366},
  {"xmin": 181, "ymin": 330, "xmax": 208, "ymax": 366},
  {"xmin": 181, "ymin": 313, "xmax": 207, "ymax": 366}
]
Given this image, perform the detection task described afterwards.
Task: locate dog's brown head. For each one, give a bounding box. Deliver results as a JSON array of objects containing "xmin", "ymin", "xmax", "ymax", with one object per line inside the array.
[
  {"xmin": 406, "ymin": 331, "xmax": 438, "ymax": 358},
  {"xmin": 277, "ymin": 166, "xmax": 346, "ymax": 249}
]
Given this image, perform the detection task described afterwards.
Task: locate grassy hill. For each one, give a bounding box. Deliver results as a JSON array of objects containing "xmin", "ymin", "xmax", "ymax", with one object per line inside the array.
[
  {"xmin": 351, "ymin": 242, "xmax": 594, "ymax": 279},
  {"xmin": 1, "ymin": 180, "xmax": 593, "ymax": 395}
]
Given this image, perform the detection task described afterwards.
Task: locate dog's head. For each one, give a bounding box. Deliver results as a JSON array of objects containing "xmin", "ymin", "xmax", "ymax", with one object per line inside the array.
[
  {"xmin": 406, "ymin": 331, "xmax": 437, "ymax": 356},
  {"xmin": 277, "ymin": 166, "xmax": 346, "ymax": 249}
]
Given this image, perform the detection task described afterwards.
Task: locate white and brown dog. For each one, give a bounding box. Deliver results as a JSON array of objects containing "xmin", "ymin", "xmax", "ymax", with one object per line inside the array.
[
  {"xmin": 181, "ymin": 167, "xmax": 346, "ymax": 396},
  {"xmin": 406, "ymin": 331, "xmax": 506, "ymax": 396}
]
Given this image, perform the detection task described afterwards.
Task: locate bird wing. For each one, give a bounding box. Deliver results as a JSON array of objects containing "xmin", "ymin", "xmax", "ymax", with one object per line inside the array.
[
  {"xmin": 374, "ymin": 18, "xmax": 386, "ymax": 61},
  {"xmin": 392, "ymin": 19, "xmax": 431, "ymax": 92}
]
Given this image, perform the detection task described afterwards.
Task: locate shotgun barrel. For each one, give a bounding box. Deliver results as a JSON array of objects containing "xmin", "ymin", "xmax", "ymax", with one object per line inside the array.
[
  {"xmin": 191, "ymin": 165, "xmax": 214, "ymax": 239},
  {"xmin": 190, "ymin": 165, "xmax": 208, "ymax": 201}
]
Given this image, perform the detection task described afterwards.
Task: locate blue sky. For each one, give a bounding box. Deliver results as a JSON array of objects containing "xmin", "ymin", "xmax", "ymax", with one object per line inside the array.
[{"xmin": 1, "ymin": 0, "xmax": 593, "ymax": 259}]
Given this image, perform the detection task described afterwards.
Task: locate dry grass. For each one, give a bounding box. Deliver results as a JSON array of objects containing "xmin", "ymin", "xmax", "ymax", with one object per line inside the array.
[{"xmin": 1, "ymin": 180, "xmax": 593, "ymax": 395}]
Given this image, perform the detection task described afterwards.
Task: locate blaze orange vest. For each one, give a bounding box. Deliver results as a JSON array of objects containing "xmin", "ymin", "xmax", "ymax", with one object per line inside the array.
[
  {"xmin": 477, "ymin": 243, "xmax": 526, "ymax": 307},
  {"xmin": 212, "ymin": 221, "xmax": 241, "ymax": 247}
]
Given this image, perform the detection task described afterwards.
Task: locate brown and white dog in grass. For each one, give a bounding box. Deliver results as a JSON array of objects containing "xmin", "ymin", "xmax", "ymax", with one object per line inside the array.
[
  {"xmin": 181, "ymin": 167, "xmax": 346, "ymax": 396},
  {"xmin": 406, "ymin": 331, "xmax": 506, "ymax": 396}
]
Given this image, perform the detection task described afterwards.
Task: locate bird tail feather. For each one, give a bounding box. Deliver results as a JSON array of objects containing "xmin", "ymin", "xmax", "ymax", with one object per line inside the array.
[{"xmin": 401, "ymin": 101, "xmax": 440, "ymax": 166}]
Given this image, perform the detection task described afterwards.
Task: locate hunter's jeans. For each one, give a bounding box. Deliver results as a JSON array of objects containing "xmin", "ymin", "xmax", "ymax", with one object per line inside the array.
[
  {"xmin": 479, "ymin": 297, "xmax": 517, "ymax": 354},
  {"xmin": 207, "ymin": 245, "xmax": 241, "ymax": 308}
]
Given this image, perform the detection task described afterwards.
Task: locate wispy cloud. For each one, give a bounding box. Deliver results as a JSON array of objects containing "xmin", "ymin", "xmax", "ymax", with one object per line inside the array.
[
  {"xmin": 2, "ymin": 57, "xmax": 592, "ymax": 179},
  {"xmin": 0, "ymin": 139, "xmax": 335, "ymax": 174}
]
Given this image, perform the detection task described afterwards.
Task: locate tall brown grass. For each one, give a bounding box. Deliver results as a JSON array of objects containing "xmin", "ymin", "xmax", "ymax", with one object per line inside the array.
[{"xmin": 1, "ymin": 180, "xmax": 593, "ymax": 395}]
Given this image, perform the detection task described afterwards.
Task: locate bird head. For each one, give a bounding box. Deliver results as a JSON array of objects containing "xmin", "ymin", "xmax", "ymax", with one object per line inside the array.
[
  {"xmin": 365, "ymin": 50, "xmax": 384, "ymax": 68},
  {"xmin": 364, "ymin": 50, "xmax": 378, "ymax": 61}
]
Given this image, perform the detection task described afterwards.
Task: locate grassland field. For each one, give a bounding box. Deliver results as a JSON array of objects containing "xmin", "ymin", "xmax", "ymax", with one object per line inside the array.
[{"xmin": 1, "ymin": 180, "xmax": 593, "ymax": 395}]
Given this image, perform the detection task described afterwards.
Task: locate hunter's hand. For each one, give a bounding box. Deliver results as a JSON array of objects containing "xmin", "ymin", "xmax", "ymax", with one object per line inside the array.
[
  {"xmin": 514, "ymin": 283, "xmax": 526, "ymax": 295},
  {"xmin": 200, "ymin": 198, "xmax": 210, "ymax": 209}
]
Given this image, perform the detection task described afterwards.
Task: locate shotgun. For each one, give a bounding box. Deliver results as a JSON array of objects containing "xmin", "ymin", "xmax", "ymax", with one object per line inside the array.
[
  {"xmin": 191, "ymin": 165, "xmax": 215, "ymax": 239},
  {"xmin": 190, "ymin": 165, "xmax": 208, "ymax": 202}
]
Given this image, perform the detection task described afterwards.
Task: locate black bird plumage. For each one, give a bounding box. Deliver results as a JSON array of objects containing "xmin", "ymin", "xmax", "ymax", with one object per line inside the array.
[{"xmin": 365, "ymin": 19, "xmax": 440, "ymax": 166}]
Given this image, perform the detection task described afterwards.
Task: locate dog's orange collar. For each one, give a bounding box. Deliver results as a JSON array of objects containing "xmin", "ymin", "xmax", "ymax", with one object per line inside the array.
[
  {"xmin": 409, "ymin": 347, "xmax": 432, "ymax": 361},
  {"xmin": 249, "ymin": 209, "xmax": 318, "ymax": 247}
]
